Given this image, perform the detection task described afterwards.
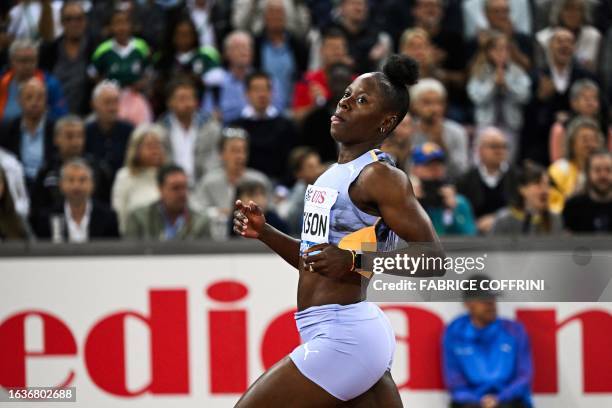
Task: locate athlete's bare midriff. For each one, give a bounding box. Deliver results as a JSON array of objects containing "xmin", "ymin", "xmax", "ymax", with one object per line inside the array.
[{"xmin": 296, "ymin": 257, "xmax": 366, "ymax": 311}]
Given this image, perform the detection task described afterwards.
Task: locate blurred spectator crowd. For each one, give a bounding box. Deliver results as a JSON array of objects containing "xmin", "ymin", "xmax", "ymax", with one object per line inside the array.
[{"xmin": 0, "ymin": 0, "xmax": 611, "ymax": 242}]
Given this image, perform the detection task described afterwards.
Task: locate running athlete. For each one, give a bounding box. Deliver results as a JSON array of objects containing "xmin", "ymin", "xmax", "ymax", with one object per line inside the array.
[{"xmin": 233, "ymin": 54, "xmax": 442, "ymax": 407}]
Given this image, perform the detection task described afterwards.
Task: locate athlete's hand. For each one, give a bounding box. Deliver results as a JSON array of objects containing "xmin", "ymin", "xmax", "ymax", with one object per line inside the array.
[
  {"xmin": 233, "ymin": 200, "xmax": 266, "ymax": 239},
  {"xmin": 302, "ymin": 243, "xmax": 354, "ymax": 279}
]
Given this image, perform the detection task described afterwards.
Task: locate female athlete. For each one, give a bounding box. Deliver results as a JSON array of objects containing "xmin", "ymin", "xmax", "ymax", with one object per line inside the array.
[{"xmin": 233, "ymin": 54, "xmax": 442, "ymax": 407}]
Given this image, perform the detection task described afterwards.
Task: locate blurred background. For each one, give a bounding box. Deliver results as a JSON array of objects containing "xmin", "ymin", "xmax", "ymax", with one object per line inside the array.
[{"xmin": 0, "ymin": 0, "xmax": 611, "ymax": 407}]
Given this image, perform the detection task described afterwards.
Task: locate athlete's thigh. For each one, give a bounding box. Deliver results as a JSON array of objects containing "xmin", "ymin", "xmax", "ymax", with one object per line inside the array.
[
  {"xmin": 235, "ymin": 356, "xmax": 343, "ymax": 408},
  {"xmin": 344, "ymin": 371, "xmax": 403, "ymax": 408}
]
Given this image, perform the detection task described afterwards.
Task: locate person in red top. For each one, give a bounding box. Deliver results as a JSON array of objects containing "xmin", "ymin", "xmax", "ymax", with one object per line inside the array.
[{"xmin": 291, "ymin": 28, "xmax": 353, "ymax": 122}]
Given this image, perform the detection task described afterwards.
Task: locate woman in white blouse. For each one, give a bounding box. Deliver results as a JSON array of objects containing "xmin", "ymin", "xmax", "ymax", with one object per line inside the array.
[
  {"xmin": 467, "ymin": 31, "xmax": 531, "ymax": 161},
  {"xmin": 112, "ymin": 124, "xmax": 166, "ymax": 233}
]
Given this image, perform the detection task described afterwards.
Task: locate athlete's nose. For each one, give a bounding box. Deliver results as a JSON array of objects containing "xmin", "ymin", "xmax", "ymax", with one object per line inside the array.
[{"xmin": 338, "ymin": 96, "xmax": 350, "ymax": 112}]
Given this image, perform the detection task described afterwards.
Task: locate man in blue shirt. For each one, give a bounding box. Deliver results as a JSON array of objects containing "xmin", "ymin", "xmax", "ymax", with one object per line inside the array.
[
  {"xmin": 0, "ymin": 77, "xmax": 55, "ymax": 194},
  {"xmin": 201, "ymin": 30, "xmax": 283, "ymax": 124},
  {"xmin": 443, "ymin": 275, "xmax": 533, "ymax": 408}
]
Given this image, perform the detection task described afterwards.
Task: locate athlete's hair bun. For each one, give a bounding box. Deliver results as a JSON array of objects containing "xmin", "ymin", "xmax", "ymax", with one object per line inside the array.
[{"xmin": 382, "ymin": 54, "xmax": 419, "ymax": 88}]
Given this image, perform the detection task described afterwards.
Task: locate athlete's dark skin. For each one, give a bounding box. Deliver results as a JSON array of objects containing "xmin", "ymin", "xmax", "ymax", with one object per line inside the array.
[{"xmin": 232, "ymin": 73, "xmax": 442, "ymax": 408}]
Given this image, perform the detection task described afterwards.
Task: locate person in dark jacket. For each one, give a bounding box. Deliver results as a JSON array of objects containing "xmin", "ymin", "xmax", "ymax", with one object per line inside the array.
[
  {"xmin": 521, "ymin": 28, "xmax": 598, "ymax": 164},
  {"xmin": 38, "ymin": 1, "xmax": 96, "ymax": 115},
  {"xmin": 231, "ymin": 71, "xmax": 297, "ymax": 184},
  {"xmin": 32, "ymin": 158, "xmax": 119, "ymax": 241},
  {"xmin": 443, "ymin": 274, "xmax": 534, "ymax": 408},
  {"xmin": 457, "ymin": 127, "xmax": 517, "ymax": 234},
  {"xmin": 31, "ymin": 115, "xmax": 113, "ymax": 216},
  {"xmin": 563, "ymin": 150, "xmax": 612, "ymax": 233},
  {"xmin": 84, "ymin": 80, "xmax": 133, "ymax": 182}
]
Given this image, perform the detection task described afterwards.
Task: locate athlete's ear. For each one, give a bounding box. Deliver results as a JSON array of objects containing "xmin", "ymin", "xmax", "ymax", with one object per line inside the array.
[{"xmin": 380, "ymin": 115, "xmax": 398, "ymax": 135}]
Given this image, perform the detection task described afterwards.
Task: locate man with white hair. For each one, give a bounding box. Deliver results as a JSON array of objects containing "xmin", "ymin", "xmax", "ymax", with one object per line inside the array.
[
  {"xmin": 0, "ymin": 38, "xmax": 67, "ymax": 123},
  {"xmin": 410, "ymin": 78, "xmax": 469, "ymax": 178},
  {"xmin": 84, "ymin": 80, "xmax": 133, "ymax": 180},
  {"xmin": 32, "ymin": 158, "xmax": 119, "ymax": 242},
  {"xmin": 201, "ymin": 30, "xmax": 283, "ymax": 124},
  {"xmin": 456, "ymin": 127, "xmax": 518, "ymax": 234}
]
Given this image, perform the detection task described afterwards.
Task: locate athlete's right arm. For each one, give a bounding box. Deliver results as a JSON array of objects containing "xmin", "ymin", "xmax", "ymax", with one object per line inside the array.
[{"xmin": 233, "ymin": 200, "xmax": 301, "ymax": 270}]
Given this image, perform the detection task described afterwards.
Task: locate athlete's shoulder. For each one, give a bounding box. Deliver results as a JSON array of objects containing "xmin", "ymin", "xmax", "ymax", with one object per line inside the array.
[
  {"xmin": 360, "ymin": 158, "xmax": 407, "ymax": 186},
  {"xmin": 357, "ymin": 159, "xmax": 413, "ymax": 205}
]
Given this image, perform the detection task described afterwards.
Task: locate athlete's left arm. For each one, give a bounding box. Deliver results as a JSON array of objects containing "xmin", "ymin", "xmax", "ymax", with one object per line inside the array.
[{"xmin": 356, "ymin": 162, "xmax": 445, "ymax": 276}]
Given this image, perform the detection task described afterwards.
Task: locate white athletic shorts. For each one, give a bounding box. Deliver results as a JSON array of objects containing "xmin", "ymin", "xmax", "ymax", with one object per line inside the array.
[{"xmin": 289, "ymin": 301, "xmax": 396, "ymax": 401}]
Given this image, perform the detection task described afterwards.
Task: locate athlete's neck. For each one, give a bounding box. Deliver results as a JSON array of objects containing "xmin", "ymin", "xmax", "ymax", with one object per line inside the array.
[{"xmin": 337, "ymin": 143, "xmax": 378, "ymax": 164}]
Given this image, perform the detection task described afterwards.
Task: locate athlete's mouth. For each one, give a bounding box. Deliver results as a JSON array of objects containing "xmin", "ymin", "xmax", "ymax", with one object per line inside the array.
[{"xmin": 331, "ymin": 113, "xmax": 346, "ymax": 124}]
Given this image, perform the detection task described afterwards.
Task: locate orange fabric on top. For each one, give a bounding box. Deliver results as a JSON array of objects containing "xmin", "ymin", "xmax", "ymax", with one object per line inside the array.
[{"xmin": 338, "ymin": 224, "xmax": 377, "ymax": 252}]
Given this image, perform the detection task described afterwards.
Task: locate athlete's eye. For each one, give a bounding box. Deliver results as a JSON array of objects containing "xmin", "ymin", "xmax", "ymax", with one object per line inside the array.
[
  {"xmin": 343, "ymin": 90, "xmax": 350, "ymax": 98},
  {"xmin": 357, "ymin": 96, "xmax": 367, "ymax": 104}
]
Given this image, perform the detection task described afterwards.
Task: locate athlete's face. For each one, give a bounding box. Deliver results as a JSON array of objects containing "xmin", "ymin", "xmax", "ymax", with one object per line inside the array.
[{"xmin": 330, "ymin": 74, "xmax": 394, "ymax": 145}]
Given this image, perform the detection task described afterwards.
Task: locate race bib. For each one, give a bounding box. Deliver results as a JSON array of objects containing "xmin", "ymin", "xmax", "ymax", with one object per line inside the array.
[{"xmin": 300, "ymin": 185, "xmax": 338, "ymax": 253}]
